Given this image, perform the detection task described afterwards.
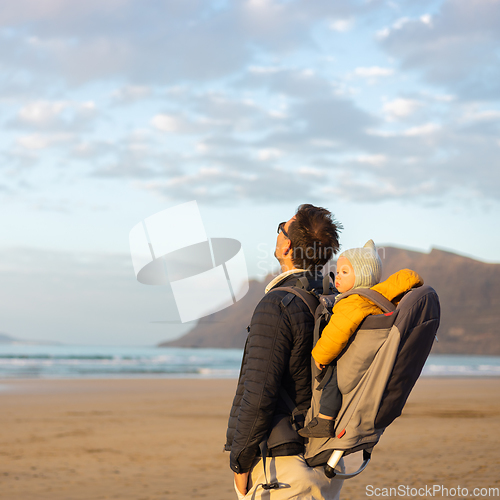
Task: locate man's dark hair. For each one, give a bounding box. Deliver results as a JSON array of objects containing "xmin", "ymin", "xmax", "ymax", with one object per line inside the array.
[{"xmin": 288, "ymin": 204, "xmax": 342, "ymax": 271}]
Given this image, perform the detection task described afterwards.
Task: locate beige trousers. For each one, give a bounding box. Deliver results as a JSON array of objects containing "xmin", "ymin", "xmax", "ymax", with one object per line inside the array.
[{"xmin": 234, "ymin": 454, "xmax": 344, "ymax": 500}]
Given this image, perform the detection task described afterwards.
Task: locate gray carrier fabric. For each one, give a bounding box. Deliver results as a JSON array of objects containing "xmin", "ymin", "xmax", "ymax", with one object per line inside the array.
[{"xmin": 304, "ymin": 285, "xmax": 440, "ymax": 467}]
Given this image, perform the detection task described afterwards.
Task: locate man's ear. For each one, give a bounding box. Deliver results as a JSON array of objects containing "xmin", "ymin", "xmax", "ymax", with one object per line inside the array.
[{"xmin": 283, "ymin": 238, "xmax": 292, "ymax": 255}]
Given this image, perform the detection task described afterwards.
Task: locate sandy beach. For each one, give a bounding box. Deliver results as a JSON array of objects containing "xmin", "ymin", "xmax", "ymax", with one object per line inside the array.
[{"xmin": 1, "ymin": 378, "xmax": 499, "ymax": 500}]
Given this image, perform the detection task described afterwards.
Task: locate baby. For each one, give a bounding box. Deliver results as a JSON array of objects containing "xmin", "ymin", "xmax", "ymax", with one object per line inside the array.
[{"xmin": 299, "ymin": 240, "xmax": 423, "ymax": 438}]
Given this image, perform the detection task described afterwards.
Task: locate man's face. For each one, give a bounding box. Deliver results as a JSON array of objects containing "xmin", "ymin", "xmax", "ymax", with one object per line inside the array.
[
  {"xmin": 274, "ymin": 216, "xmax": 295, "ymax": 263},
  {"xmin": 335, "ymin": 256, "xmax": 355, "ymax": 293}
]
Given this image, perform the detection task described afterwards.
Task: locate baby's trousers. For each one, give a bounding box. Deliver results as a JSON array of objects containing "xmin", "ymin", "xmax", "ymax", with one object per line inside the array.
[{"xmin": 318, "ymin": 365, "xmax": 343, "ymax": 418}]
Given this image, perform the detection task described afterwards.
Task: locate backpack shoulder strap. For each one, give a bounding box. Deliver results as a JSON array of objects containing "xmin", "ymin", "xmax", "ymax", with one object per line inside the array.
[
  {"xmin": 337, "ymin": 288, "xmax": 396, "ymax": 313},
  {"xmin": 279, "ymin": 386, "xmax": 297, "ymax": 413},
  {"xmin": 277, "ymin": 286, "xmax": 319, "ymax": 316}
]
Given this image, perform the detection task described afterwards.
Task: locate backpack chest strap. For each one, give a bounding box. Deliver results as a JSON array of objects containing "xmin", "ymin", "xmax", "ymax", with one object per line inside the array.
[{"xmin": 337, "ymin": 288, "xmax": 396, "ymax": 313}]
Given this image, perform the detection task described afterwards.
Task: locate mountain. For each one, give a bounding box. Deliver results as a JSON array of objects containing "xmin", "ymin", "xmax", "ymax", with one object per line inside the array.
[
  {"xmin": 160, "ymin": 275, "xmax": 270, "ymax": 349},
  {"xmin": 0, "ymin": 332, "xmax": 61, "ymax": 345},
  {"xmin": 158, "ymin": 247, "xmax": 500, "ymax": 355},
  {"xmin": 380, "ymin": 247, "xmax": 500, "ymax": 355},
  {"xmin": 0, "ymin": 333, "xmax": 18, "ymax": 344}
]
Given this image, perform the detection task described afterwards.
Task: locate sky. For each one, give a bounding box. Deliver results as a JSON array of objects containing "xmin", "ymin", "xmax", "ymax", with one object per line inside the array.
[{"xmin": 1, "ymin": 0, "xmax": 499, "ymax": 345}]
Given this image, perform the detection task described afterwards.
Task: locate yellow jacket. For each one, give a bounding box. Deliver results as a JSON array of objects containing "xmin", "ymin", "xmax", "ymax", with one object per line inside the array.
[{"xmin": 311, "ymin": 269, "xmax": 423, "ymax": 366}]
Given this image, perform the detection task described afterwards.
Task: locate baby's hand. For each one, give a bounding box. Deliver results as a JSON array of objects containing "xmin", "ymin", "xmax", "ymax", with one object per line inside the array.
[{"xmin": 314, "ymin": 359, "xmax": 326, "ymax": 371}]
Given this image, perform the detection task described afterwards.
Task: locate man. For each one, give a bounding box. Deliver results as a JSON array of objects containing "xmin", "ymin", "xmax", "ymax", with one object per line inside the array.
[{"xmin": 225, "ymin": 204, "xmax": 344, "ymax": 499}]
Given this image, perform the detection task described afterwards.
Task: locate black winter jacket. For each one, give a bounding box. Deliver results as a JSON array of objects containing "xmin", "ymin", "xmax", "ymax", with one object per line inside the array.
[{"xmin": 225, "ymin": 271, "xmax": 323, "ymax": 473}]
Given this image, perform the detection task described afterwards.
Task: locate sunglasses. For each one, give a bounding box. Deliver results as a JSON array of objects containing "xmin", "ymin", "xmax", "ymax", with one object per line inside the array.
[{"xmin": 277, "ymin": 221, "xmax": 290, "ymax": 239}]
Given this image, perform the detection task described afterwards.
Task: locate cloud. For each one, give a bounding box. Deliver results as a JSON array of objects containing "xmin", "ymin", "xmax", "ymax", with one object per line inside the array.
[
  {"xmin": 15, "ymin": 132, "xmax": 74, "ymax": 150},
  {"xmin": 10, "ymin": 99, "xmax": 97, "ymax": 130},
  {"xmin": 257, "ymin": 148, "xmax": 283, "ymax": 161},
  {"xmin": 383, "ymin": 98, "xmax": 422, "ymax": 120},
  {"xmin": 1, "ymin": 0, "xmax": 498, "ymax": 212},
  {"xmin": 377, "ymin": 0, "xmax": 500, "ymax": 100},
  {"xmin": 440, "ymin": 140, "xmax": 500, "ymax": 199},
  {"xmin": 367, "ymin": 122, "xmax": 441, "ymax": 138},
  {"xmin": 18, "ymin": 100, "xmax": 67, "ymax": 125},
  {"xmin": 403, "ymin": 122, "xmax": 441, "ymax": 137},
  {"xmin": 80, "ymin": 79, "xmax": 500, "ymax": 208},
  {"xmin": 88, "ymin": 141, "xmax": 182, "ymax": 179},
  {"xmin": 0, "ymin": 0, "xmax": 364, "ymax": 86},
  {"xmin": 151, "ymin": 114, "xmax": 190, "ymax": 134},
  {"xmin": 142, "ymin": 163, "xmax": 326, "ymax": 204},
  {"xmin": 31, "ymin": 198, "xmax": 72, "ymax": 213},
  {"xmin": 150, "ymin": 94, "xmax": 269, "ymax": 135},
  {"xmin": 237, "ymin": 66, "xmax": 336, "ymax": 98},
  {"xmin": 92, "ymin": 159, "xmax": 167, "ymax": 179},
  {"xmin": 329, "ymin": 18, "xmax": 355, "ymax": 32},
  {"xmin": 188, "ymin": 93, "xmax": 264, "ymax": 128},
  {"xmin": 318, "ymin": 111, "xmax": 500, "ymax": 204},
  {"xmin": 0, "ymin": 2, "xmax": 249, "ymax": 85},
  {"xmin": 376, "ymin": 16, "xmax": 412, "ymax": 39},
  {"xmin": 254, "ymin": 95, "xmax": 379, "ymax": 153},
  {"xmin": 322, "ymin": 171, "xmax": 442, "ymax": 204},
  {"xmin": 459, "ymin": 108, "xmax": 500, "ymax": 124},
  {"xmin": 71, "ymin": 140, "xmax": 115, "ymax": 159},
  {"xmin": 111, "ymin": 85, "xmax": 152, "ymax": 104},
  {"xmin": 355, "ymin": 154, "xmax": 387, "ymax": 166},
  {"xmin": 353, "ymin": 66, "xmax": 394, "ymax": 78}
]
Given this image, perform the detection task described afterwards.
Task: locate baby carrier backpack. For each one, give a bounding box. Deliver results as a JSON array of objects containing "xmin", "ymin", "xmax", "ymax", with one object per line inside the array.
[{"xmin": 276, "ymin": 273, "xmax": 440, "ymax": 479}]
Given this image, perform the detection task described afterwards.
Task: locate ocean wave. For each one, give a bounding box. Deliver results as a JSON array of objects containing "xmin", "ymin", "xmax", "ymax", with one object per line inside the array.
[
  {"xmin": 423, "ymin": 363, "xmax": 500, "ymax": 377},
  {"xmin": 0, "ymin": 348, "xmax": 498, "ymax": 380},
  {"xmin": 0, "ymin": 346, "xmax": 245, "ymax": 379},
  {"xmin": 197, "ymin": 367, "xmax": 241, "ymax": 378},
  {"xmin": 0, "ymin": 354, "xmax": 116, "ymax": 360}
]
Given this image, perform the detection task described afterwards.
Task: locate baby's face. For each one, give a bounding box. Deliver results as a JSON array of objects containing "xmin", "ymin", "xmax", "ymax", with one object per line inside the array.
[{"xmin": 335, "ymin": 256, "xmax": 355, "ymax": 293}]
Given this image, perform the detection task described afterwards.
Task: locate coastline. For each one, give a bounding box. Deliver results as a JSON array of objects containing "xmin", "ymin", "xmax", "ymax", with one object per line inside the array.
[{"xmin": 1, "ymin": 378, "xmax": 499, "ymax": 500}]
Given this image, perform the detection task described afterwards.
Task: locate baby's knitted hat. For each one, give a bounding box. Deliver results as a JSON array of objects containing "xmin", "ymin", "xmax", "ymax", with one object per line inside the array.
[{"xmin": 339, "ymin": 239, "xmax": 382, "ymax": 289}]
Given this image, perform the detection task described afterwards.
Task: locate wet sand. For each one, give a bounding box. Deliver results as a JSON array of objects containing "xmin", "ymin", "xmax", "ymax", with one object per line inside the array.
[{"xmin": 0, "ymin": 378, "xmax": 499, "ymax": 500}]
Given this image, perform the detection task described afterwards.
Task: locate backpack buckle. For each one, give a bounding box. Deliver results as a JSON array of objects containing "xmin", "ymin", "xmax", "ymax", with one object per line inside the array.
[{"xmin": 262, "ymin": 482, "xmax": 280, "ymax": 490}]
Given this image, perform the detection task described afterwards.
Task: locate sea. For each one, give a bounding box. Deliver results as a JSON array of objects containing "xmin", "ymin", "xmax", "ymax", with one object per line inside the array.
[{"xmin": 0, "ymin": 344, "xmax": 500, "ymax": 379}]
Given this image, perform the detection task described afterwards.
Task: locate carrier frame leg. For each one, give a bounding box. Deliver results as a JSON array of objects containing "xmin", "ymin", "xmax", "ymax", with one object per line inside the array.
[{"xmin": 324, "ymin": 449, "xmax": 372, "ymax": 479}]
